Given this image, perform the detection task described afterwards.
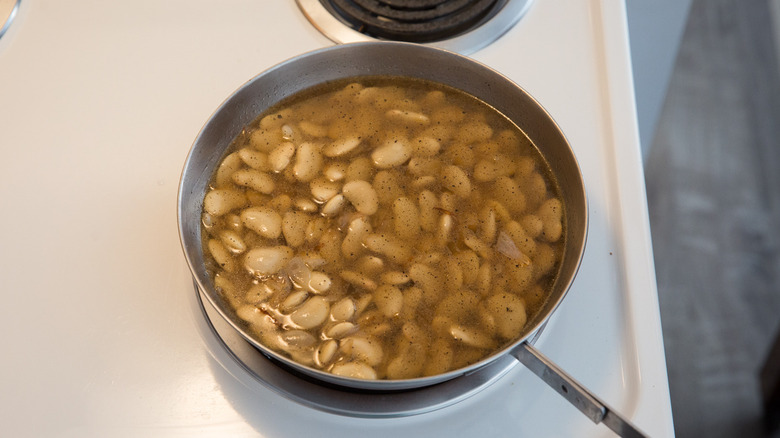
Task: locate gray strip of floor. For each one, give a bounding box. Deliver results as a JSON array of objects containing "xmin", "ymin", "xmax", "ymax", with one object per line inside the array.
[{"xmin": 644, "ymin": 0, "xmax": 780, "ymax": 436}]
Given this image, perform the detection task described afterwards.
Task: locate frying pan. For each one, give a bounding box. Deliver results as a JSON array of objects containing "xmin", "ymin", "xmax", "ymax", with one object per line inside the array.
[{"xmin": 178, "ymin": 42, "xmax": 645, "ymax": 437}]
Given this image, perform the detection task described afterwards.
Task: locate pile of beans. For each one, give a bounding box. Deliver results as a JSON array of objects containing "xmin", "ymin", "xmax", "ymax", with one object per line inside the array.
[{"xmin": 201, "ymin": 78, "xmax": 564, "ymax": 380}]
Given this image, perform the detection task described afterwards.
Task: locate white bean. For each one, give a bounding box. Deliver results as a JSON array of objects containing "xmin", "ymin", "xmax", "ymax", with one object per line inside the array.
[
  {"xmin": 240, "ymin": 207, "xmax": 282, "ymax": 239},
  {"xmin": 393, "ymin": 196, "xmax": 420, "ymax": 241},
  {"xmin": 244, "ymin": 246, "xmax": 293, "ymax": 276},
  {"xmin": 330, "ymin": 362, "xmax": 377, "ymax": 380},
  {"xmin": 321, "ymin": 194, "xmax": 346, "ymax": 217},
  {"xmin": 203, "ymin": 189, "xmax": 247, "ymax": 216},
  {"xmin": 282, "ymin": 211, "xmax": 309, "ymax": 248},
  {"xmin": 441, "ymin": 165, "xmax": 471, "ymax": 199},
  {"xmin": 231, "ymin": 168, "xmax": 275, "ymax": 194},
  {"xmin": 325, "ymin": 321, "xmax": 358, "ymax": 339},
  {"xmin": 385, "ymin": 109, "xmax": 430, "ymax": 125},
  {"xmin": 280, "ymin": 290, "xmax": 309, "ymax": 313},
  {"xmin": 340, "ymin": 336, "xmax": 383, "ymax": 366},
  {"xmin": 294, "ymin": 197, "xmax": 318, "ymax": 212},
  {"xmin": 374, "ymin": 284, "xmax": 403, "ymax": 318},
  {"xmin": 363, "ymin": 233, "xmax": 412, "ymax": 264},
  {"xmin": 323, "ymin": 162, "xmax": 348, "ymax": 182},
  {"xmin": 484, "ymin": 293, "xmax": 527, "ymax": 339},
  {"xmin": 214, "ymin": 152, "xmax": 243, "ymax": 187},
  {"xmin": 418, "ymin": 190, "xmax": 439, "ymax": 233},
  {"xmin": 330, "ymin": 297, "xmax": 356, "ymax": 321},
  {"xmin": 237, "ymin": 148, "xmax": 269, "ymax": 171},
  {"xmin": 218, "ymin": 230, "xmax": 246, "ymax": 254},
  {"xmin": 342, "ymin": 180, "xmax": 379, "ymax": 215},
  {"xmin": 308, "ymin": 271, "xmax": 332, "ymax": 294},
  {"xmin": 410, "ymin": 136, "xmax": 441, "ymax": 157},
  {"xmin": 372, "ymin": 139, "xmax": 411, "ymax": 168},
  {"xmin": 380, "ymin": 271, "xmax": 410, "ymax": 285},
  {"xmin": 298, "ymin": 120, "xmax": 328, "ymax": 138},
  {"xmin": 449, "ymin": 325, "xmax": 497, "ymax": 349},
  {"xmin": 268, "ymin": 142, "xmax": 296, "ymax": 172},
  {"xmin": 207, "ymin": 239, "xmax": 236, "ymax": 272},
  {"xmin": 290, "ymin": 296, "xmax": 330, "ymax": 329},
  {"xmin": 314, "ymin": 339, "xmax": 338, "ymax": 367},
  {"xmin": 340, "ymin": 270, "xmax": 377, "ymax": 291},
  {"xmin": 323, "ymin": 136, "xmax": 362, "ymax": 157},
  {"xmin": 342, "ymin": 216, "xmax": 372, "ymax": 260},
  {"xmin": 292, "ymin": 142, "xmax": 323, "ymax": 182}
]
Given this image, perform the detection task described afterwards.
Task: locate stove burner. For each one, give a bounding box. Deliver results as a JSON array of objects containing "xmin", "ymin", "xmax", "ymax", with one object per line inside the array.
[
  {"xmin": 192, "ymin": 284, "xmax": 546, "ymax": 417},
  {"xmin": 296, "ymin": 0, "xmax": 534, "ymax": 55},
  {"xmin": 322, "ymin": 0, "xmax": 502, "ymax": 43}
]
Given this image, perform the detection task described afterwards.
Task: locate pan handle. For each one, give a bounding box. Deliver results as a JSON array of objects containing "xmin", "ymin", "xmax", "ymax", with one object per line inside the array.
[{"xmin": 511, "ymin": 343, "xmax": 649, "ymax": 438}]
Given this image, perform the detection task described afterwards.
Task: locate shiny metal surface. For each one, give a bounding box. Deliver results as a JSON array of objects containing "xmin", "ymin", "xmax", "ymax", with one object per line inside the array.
[
  {"xmin": 178, "ymin": 42, "xmax": 588, "ymax": 391},
  {"xmin": 512, "ymin": 343, "xmax": 649, "ymax": 437},
  {"xmin": 295, "ymin": 0, "xmax": 533, "ymax": 55},
  {"xmin": 0, "ymin": 0, "xmax": 19, "ymax": 40}
]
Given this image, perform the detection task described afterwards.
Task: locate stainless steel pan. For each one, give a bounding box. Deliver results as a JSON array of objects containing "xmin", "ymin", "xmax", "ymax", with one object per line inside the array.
[{"xmin": 178, "ymin": 42, "xmax": 645, "ymax": 437}]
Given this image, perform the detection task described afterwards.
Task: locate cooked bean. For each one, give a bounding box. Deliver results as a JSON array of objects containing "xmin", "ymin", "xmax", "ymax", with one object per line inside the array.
[
  {"xmin": 374, "ymin": 284, "xmax": 403, "ymax": 318},
  {"xmin": 450, "ymin": 325, "xmax": 497, "ymax": 350},
  {"xmin": 340, "ymin": 336, "xmax": 383, "ymax": 366},
  {"xmin": 280, "ymin": 290, "xmax": 309, "ymax": 313},
  {"xmin": 294, "ymin": 197, "xmax": 318, "ymax": 213},
  {"xmin": 479, "ymin": 206, "xmax": 497, "ymax": 244},
  {"xmin": 215, "ymin": 152, "xmax": 243, "ymax": 188},
  {"xmin": 321, "ymin": 193, "xmax": 346, "ymax": 217},
  {"xmin": 310, "ymin": 177, "xmax": 340, "ymax": 202},
  {"xmin": 244, "ymin": 246, "xmax": 293, "ymax": 276},
  {"xmin": 292, "ymin": 142, "xmax": 323, "ymax": 182},
  {"xmin": 372, "ymin": 139, "xmax": 411, "ymax": 168},
  {"xmin": 290, "ymin": 296, "xmax": 330, "ymax": 330},
  {"xmin": 538, "ymin": 198, "xmax": 563, "ymax": 242},
  {"xmin": 345, "ymin": 156, "xmax": 374, "ymax": 182},
  {"xmin": 393, "ymin": 196, "xmax": 420, "ymax": 240},
  {"xmin": 410, "ymin": 136, "xmax": 441, "ymax": 157},
  {"xmin": 484, "ymin": 293, "xmax": 527, "ymax": 339},
  {"xmin": 342, "ymin": 180, "xmax": 379, "ymax": 215},
  {"xmin": 240, "ymin": 207, "xmax": 282, "ymax": 239},
  {"xmin": 298, "ymin": 120, "xmax": 328, "ymax": 137},
  {"xmin": 314, "ymin": 339, "xmax": 338, "ymax": 368},
  {"xmin": 493, "ymin": 176, "xmax": 526, "ymax": 215},
  {"xmin": 324, "ymin": 136, "xmax": 362, "ymax": 157},
  {"xmin": 330, "ymin": 362, "xmax": 377, "ymax": 380},
  {"xmin": 323, "ymin": 162, "xmax": 348, "ymax": 182},
  {"xmin": 520, "ymin": 214, "xmax": 544, "ymax": 238},
  {"xmin": 268, "ymin": 141, "xmax": 296, "ymax": 172},
  {"xmin": 380, "ymin": 271, "xmax": 411, "ymax": 285},
  {"xmin": 231, "ymin": 168, "xmax": 276, "ymax": 194},
  {"xmin": 418, "ymin": 190, "xmax": 439, "ymax": 232},
  {"xmin": 207, "ymin": 239, "xmax": 236, "ymax": 272},
  {"xmin": 204, "ymin": 189, "xmax": 247, "ymax": 216},
  {"xmin": 364, "ymin": 233, "xmax": 412, "ymax": 264},
  {"xmin": 372, "ymin": 170, "xmax": 404, "ymax": 206},
  {"xmin": 308, "ymin": 271, "xmax": 332, "ymax": 294},
  {"xmin": 218, "ymin": 230, "xmax": 246, "ymax": 254},
  {"xmin": 238, "ymin": 148, "xmax": 269, "ymax": 171},
  {"xmin": 386, "ymin": 108, "xmax": 430, "ymax": 125},
  {"xmin": 340, "ymin": 270, "xmax": 377, "ymax": 291},
  {"xmin": 325, "ymin": 321, "xmax": 358, "ymax": 339},
  {"xmin": 282, "ymin": 211, "xmax": 309, "ymax": 248},
  {"xmin": 330, "ymin": 297, "xmax": 356, "ymax": 321},
  {"xmin": 342, "ymin": 216, "xmax": 372, "ymax": 260},
  {"xmin": 441, "ymin": 165, "xmax": 471, "ymax": 199}
]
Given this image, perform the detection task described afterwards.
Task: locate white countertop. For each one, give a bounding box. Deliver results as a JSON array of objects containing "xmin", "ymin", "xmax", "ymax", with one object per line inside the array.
[{"xmin": 0, "ymin": 1, "xmax": 673, "ymax": 436}]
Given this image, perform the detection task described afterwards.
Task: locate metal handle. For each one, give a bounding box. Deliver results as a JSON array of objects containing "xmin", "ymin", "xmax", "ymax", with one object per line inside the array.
[{"xmin": 511, "ymin": 343, "xmax": 649, "ymax": 438}]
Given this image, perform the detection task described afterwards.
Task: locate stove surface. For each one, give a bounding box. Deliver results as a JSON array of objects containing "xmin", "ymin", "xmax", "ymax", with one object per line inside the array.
[{"xmin": 0, "ymin": 1, "xmax": 672, "ymax": 436}]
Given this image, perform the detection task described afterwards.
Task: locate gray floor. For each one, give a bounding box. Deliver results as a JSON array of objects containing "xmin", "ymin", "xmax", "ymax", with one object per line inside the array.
[{"xmin": 644, "ymin": 0, "xmax": 780, "ymax": 436}]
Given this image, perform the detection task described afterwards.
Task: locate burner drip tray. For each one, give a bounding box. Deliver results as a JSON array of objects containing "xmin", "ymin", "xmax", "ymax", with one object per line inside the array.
[
  {"xmin": 193, "ymin": 284, "xmax": 537, "ymax": 417},
  {"xmin": 323, "ymin": 0, "xmax": 502, "ymax": 43}
]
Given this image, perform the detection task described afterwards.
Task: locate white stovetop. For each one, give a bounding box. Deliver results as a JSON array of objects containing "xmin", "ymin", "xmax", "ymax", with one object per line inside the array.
[{"xmin": 0, "ymin": 1, "xmax": 673, "ymax": 436}]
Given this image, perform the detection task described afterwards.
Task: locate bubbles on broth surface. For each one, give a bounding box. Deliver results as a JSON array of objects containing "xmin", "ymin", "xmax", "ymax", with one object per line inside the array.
[{"xmin": 201, "ymin": 76, "xmax": 564, "ymax": 380}]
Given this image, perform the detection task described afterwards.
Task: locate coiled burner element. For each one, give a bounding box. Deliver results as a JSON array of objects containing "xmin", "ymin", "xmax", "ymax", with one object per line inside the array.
[{"xmin": 321, "ymin": 0, "xmax": 504, "ymax": 43}]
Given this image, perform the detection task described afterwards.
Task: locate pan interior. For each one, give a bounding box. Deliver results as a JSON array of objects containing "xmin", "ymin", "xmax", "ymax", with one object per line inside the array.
[{"xmin": 178, "ymin": 42, "xmax": 587, "ymax": 391}]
